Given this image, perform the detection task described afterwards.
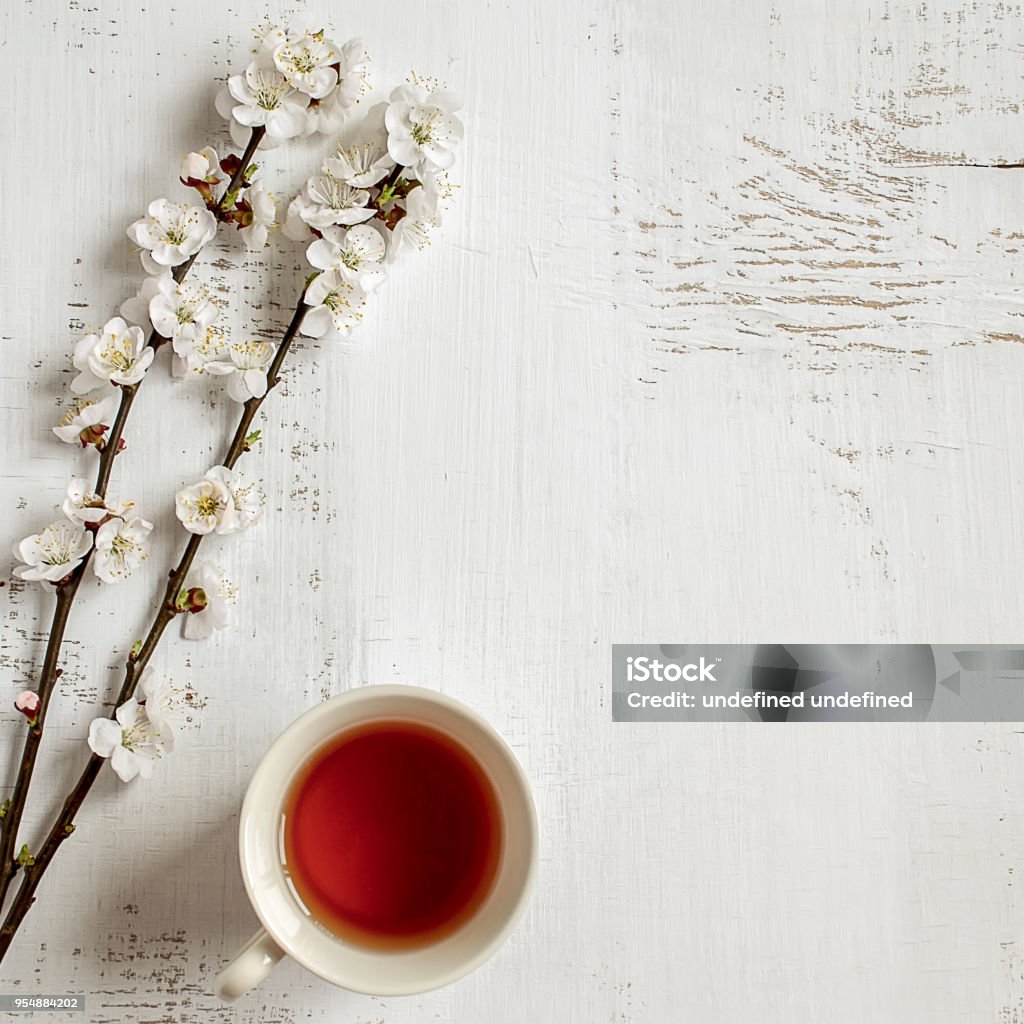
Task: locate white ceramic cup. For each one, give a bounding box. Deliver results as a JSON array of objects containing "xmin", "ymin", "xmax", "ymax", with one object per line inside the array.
[{"xmin": 214, "ymin": 685, "xmax": 538, "ymax": 1001}]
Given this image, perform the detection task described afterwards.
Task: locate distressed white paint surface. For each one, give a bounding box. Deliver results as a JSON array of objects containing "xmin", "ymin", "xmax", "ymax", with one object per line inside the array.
[{"xmin": 1, "ymin": 0, "xmax": 1023, "ymax": 1020}]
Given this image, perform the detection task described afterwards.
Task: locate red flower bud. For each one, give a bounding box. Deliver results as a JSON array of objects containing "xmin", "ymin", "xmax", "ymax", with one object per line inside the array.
[
  {"xmin": 220, "ymin": 153, "xmax": 242, "ymax": 178},
  {"xmin": 14, "ymin": 690, "xmax": 40, "ymax": 724}
]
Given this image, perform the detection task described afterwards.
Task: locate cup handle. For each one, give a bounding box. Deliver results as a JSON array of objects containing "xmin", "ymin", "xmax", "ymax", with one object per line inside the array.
[{"xmin": 214, "ymin": 927, "xmax": 286, "ymax": 1002}]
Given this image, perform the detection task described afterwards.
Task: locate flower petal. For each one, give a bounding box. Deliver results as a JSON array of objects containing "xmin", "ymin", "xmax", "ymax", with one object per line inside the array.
[
  {"xmin": 306, "ymin": 238, "xmax": 338, "ymax": 271},
  {"xmin": 299, "ymin": 305, "xmax": 333, "ymax": 339},
  {"xmin": 184, "ymin": 610, "xmax": 214, "ymax": 640},
  {"xmin": 88, "ymin": 718, "xmax": 122, "ymax": 758},
  {"xmin": 111, "ymin": 745, "xmax": 143, "ymax": 782},
  {"xmin": 243, "ymin": 369, "xmax": 267, "ymax": 398}
]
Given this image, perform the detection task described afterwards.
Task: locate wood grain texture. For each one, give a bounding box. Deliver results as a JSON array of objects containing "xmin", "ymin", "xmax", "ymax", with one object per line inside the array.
[{"xmin": 1, "ymin": 0, "xmax": 1023, "ymax": 1020}]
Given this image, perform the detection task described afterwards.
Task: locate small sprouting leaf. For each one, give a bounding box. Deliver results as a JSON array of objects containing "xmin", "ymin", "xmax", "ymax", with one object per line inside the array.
[
  {"xmin": 0, "ymin": 799, "xmax": 10, "ymax": 820},
  {"xmin": 129, "ymin": 640, "xmax": 143, "ymax": 661},
  {"xmin": 16, "ymin": 844, "xmax": 34, "ymax": 867},
  {"xmin": 244, "ymin": 430, "xmax": 262, "ymax": 448}
]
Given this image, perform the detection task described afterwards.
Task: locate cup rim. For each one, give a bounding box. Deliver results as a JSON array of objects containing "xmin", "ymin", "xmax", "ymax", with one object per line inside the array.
[{"xmin": 237, "ymin": 684, "xmax": 538, "ymax": 995}]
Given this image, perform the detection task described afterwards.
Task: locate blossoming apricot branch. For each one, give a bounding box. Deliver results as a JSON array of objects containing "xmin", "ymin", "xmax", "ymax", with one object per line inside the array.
[
  {"xmin": 0, "ymin": 15, "xmax": 372, "ymax": 949},
  {"xmin": 0, "ymin": 29, "xmax": 463, "ymax": 960}
]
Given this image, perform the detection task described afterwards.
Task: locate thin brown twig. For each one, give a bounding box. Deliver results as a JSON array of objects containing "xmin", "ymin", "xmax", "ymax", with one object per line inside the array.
[
  {"xmin": 0, "ymin": 126, "xmax": 266, "ymax": 914},
  {"xmin": 0, "ymin": 293, "xmax": 307, "ymax": 961}
]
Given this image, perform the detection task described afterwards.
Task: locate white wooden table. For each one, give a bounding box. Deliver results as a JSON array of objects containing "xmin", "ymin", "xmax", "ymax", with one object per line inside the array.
[{"xmin": 2, "ymin": 0, "xmax": 1024, "ymax": 1020}]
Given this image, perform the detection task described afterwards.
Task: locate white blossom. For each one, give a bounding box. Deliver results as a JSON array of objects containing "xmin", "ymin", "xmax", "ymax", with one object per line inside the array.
[
  {"xmin": 128, "ymin": 198, "xmax": 217, "ymax": 273},
  {"xmin": 71, "ymin": 317, "xmax": 154, "ymax": 393},
  {"xmin": 301, "ymin": 88, "xmax": 349, "ymax": 138},
  {"xmin": 92, "ymin": 514, "xmax": 153, "ymax": 584},
  {"xmin": 281, "ymin": 189, "xmax": 314, "ymax": 241},
  {"xmin": 137, "ymin": 666, "xmax": 180, "ymax": 743},
  {"xmin": 390, "ymin": 186, "xmax": 439, "ymax": 257},
  {"xmin": 258, "ymin": 12, "xmax": 318, "ymax": 54},
  {"xmin": 175, "ymin": 470, "xmax": 232, "ymax": 535},
  {"xmin": 282, "ymin": 173, "xmax": 374, "ymax": 239},
  {"xmin": 213, "ymin": 465, "xmax": 265, "ymax": 533},
  {"xmin": 331, "ymin": 38, "xmax": 371, "ymax": 111},
  {"xmin": 175, "ymin": 465, "xmax": 264, "ymax": 535},
  {"xmin": 205, "ymin": 341, "xmax": 274, "ymax": 402},
  {"xmin": 409, "ymin": 162, "xmax": 451, "ymax": 205},
  {"xmin": 239, "ymin": 179, "xmax": 276, "ymax": 250},
  {"xmin": 299, "ymin": 270, "xmax": 366, "ymax": 339},
  {"xmin": 270, "ymin": 25, "xmax": 343, "ymax": 99},
  {"xmin": 306, "ymin": 224, "xmax": 386, "ymax": 291},
  {"xmin": 184, "ymin": 562, "xmax": 238, "ymax": 640},
  {"xmin": 385, "ymin": 83, "xmax": 463, "ymax": 176},
  {"xmin": 13, "ymin": 521, "xmax": 92, "ymax": 583},
  {"xmin": 119, "ymin": 273, "xmax": 168, "ymax": 333},
  {"xmin": 326, "ymin": 141, "xmax": 392, "ymax": 188},
  {"xmin": 300, "ymin": 38, "xmax": 370, "ymax": 136},
  {"xmin": 149, "ymin": 276, "xmax": 219, "ymax": 351},
  {"xmin": 53, "ymin": 391, "xmax": 120, "ymax": 447},
  {"xmin": 62, "ymin": 478, "xmax": 133, "ymax": 525},
  {"xmin": 177, "ymin": 323, "xmax": 230, "ymax": 373},
  {"xmin": 306, "ymin": 174, "xmax": 374, "ymax": 228},
  {"xmin": 63, "ymin": 479, "xmax": 108, "ymax": 524},
  {"xmin": 88, "ymin": 699, "xmax": 166, "ymax": 782},
  {"xmin": 181, "ymin": 146, "xmax": 224, "ymax": 184},
  {"xmin": 216, "ymin": 59, "xmax": 309, "ymax": 149},
  {"xmin": 323, "ymin": 104, "xmax": 393, "ymax": 186}
]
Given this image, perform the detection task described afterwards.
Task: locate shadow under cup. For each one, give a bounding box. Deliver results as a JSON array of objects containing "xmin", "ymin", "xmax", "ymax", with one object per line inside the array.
[{"xmin": 238, "ymin": 687, "xmax": 537, "ymax": 996}]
